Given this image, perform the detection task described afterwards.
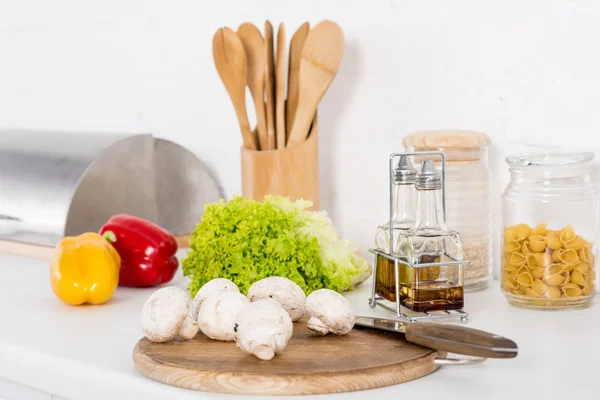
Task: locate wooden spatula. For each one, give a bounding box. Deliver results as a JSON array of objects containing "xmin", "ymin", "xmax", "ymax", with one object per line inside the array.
[
  {"xmin": 237, "ymin": 23, "xmax": 268, "ymax": 150},
  {"xmin": 275, "ymin": 23, "xmax": 286, "ymax": 149},
  {"xmin": 286, "ymin": 22, "xmax": 309, "ymax": 140},
  {"xmin": 287, "ymin": 20, "xmax": 344, "ymax": 147},
  {"xmin": 264, "ymin": 20, "xmax": 276, "ymax": 150},
  {"xmin": 212, "ymin": 27, "xmax": 257, "ymax": 150}
]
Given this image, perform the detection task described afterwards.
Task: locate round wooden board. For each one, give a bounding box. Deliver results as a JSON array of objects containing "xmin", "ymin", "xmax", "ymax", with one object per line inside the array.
[
  {"xmin": 133, "ymin": 318, "xmax": 443, "ymax": 396},
  {"xmin": 133, "ymin": 321, "xmax": 445, "ymax": 395}
]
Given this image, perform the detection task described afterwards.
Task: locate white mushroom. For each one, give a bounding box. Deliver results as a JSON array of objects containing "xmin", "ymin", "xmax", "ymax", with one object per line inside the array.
[
  {"xmin": 141, "ymin": 286, "xmax": 199, "ymax": 343},
  {"xmin": 197, "ymin": 291, "xmax": 249, "ymax": 341},
  {"xmin": 233, "ymin": 298, "xmax": 293, "ymax": 361},
  {"xmin": 305, "ymin": 289, "xmax": 355, "ymax": 336},
  {"xmin": 247, "ymin": 276, "xmax": 306, "ymax": 321},
  {"xmin": 190, "ymin": 278, "xmax": 240, "ymax": 320}
]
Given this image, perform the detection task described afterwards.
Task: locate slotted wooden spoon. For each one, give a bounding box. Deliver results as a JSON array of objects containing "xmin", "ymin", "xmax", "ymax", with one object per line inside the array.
[
  {"xmin": 286, "ymin": 22, "xmax": 309, "ymax": 140},
  {"xmin": 287, "ymin": 20, "xmax": 345, "ymax": 147},
  {"xmin": 237, "ymin": 23, "xmax": 268, "ymax": 150},
  {"xmin": 212, "ymin": 27, "xmax": 257, "ymax": 150}
]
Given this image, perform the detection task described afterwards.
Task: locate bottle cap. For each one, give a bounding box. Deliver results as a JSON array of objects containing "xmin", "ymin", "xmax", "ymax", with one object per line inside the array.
[
  {"xmin": 416, "ymin": 160, "xmax": 442, "ymax": 189},
  {"xmin": 393, "ymin": 155, "xmax": 417, "ymax": 184}
]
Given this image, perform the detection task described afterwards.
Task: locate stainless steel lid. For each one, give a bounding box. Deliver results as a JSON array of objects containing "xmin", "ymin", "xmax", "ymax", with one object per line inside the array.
[
  {"xmin": 393, "ymin": 155, "xmax": 417, "ymax": 184},
  {"xmin": 416, "ymin": 159, "xmax": 442, "ymax": 189}
]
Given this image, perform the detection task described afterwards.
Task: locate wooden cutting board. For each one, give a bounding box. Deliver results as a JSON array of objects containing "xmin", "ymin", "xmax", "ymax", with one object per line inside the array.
[{"xmin": 133, "ymin": 318, "xmax": 444, "ymax": 395}]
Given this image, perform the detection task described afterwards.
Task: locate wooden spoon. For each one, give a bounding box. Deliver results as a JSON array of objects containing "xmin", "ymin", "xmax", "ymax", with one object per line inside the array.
[
  {"xmin": 287, "ymin": 20, "xmax": 345, "ymax": 147},
  {"xmin": 264, "ymin": 20, "xmax": 276, "ymax": 150},
  {"xmin": 212, "ymin": 27, "xmax": 257, "ymax": 150},
  {"xmin": 286, "ymin": 22, "xmax": 309, "ymax": 140},
  {"xmin": 275, "ymin": 23, "xmax": 286, "ymax": 149},
  {"xmin": 237, "ymin": 23, "xmax": 268, "ymax": 150}
]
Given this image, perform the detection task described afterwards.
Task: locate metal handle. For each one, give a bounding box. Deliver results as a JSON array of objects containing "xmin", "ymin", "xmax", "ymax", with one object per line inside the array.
[{"xmin": 434, "ymin": 356, "xmax": 487, "ymax": 366}]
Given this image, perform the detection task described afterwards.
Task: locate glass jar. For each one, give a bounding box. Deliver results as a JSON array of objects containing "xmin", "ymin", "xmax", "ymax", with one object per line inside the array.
[
  {"xmin": 501, "ymin": 152, "xmax": 599, "ymax": 310},
  {"xmin": 403, "ymin": 130, "xmax": 492, "ymax": 291}
]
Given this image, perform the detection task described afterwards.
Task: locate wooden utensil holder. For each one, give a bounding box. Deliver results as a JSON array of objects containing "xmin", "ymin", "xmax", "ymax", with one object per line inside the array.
[{"xmin": 241, "ymin": 114, "xmax": 319, "ymax": 209}]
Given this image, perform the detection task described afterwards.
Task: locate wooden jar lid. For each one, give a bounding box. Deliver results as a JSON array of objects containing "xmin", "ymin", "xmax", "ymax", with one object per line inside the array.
[{"xmin": 403, "ymin": 130, "xmax": 491, "ymax": 163}]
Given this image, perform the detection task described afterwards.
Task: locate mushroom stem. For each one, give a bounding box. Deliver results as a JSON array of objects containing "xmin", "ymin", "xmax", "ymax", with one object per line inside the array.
[
  {"xmin": 254, "ymin": 345, "xmax": 275, "ymax": 361},
  {"xmin": 179, "ymin": 315, "xmax": 199, "ymax": 340},
  {"xmin": 307, "ymin": 316, "xmax": 329, "ymax": 336}
]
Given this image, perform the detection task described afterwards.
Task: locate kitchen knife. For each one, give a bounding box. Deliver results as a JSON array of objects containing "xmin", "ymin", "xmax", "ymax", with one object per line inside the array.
[{"xmin": 355, "ymin": 316, "xmax": 518, "ymax": 359}]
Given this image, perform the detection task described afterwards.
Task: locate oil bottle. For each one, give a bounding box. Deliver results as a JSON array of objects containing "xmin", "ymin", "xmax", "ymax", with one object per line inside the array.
[
  {"xmin": 395, "ymin": 159, "xmax": 465, "ymax": 312},
  {"xmin": 374, "ymin": 155, "xmax": 417, "ymax": 302}
]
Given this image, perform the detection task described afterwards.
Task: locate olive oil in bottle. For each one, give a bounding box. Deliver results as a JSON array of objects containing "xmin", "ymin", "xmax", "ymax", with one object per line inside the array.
[
  {"xmin": 374, "ymin": 156, "xmax": 416, "ymax": 302},
  {"xmin": 395, "ymin": 160, "xmax": 465, "ymax": 312}
]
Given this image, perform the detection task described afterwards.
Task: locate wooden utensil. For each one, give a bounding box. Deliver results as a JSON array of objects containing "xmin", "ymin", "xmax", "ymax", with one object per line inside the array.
[
  {"xmin": 286, "ymin": 22, "xmax": 309, "ymax": 140},
  {"xmin": 264, "ymin": 20, "xmax": 276, "ymax": 150},
  {"xmin": 237, "ymin": 23, "xmax": 268, "ymax": 150},
  {"xmin": 133, "ymin": 316, "xmax": 442, "ymax": 395},
  {"xmin": 275, "ymin": 23, "xmax": 286, "ymax": 149},
  {"xmin": 354, "ymin": 316, "xmax": 518, "ymax": 359},
  {"xmin": 287, "ymin": 20, "xmax": 345, "ymax": 147},
  {"xmin": 212, "ymin": 27, "xmax": 257, "ymax": 150}
]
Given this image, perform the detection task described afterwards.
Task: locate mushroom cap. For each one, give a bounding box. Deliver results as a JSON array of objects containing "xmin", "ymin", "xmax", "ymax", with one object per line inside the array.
[
  {"xmin": 197, "ymin": 291, "xmax": 249, "ymax": 341},
  {"xmin": 247, "ymin": 276, "xmax": 306, "ymax": 321},
  {"xmin": 305, "ymin": 289, "xmax": 355, "ymax": 335},
  {"xmin": 141, "ymin": 286, "xmax": 191, "ymax": 343},
  {"xmin": 233, "ymin": 298, "xmax": 293, "ymax": 360},
  {"xmin": 191, "ymin": 278, "xmax": 240, "ymax": 320}
]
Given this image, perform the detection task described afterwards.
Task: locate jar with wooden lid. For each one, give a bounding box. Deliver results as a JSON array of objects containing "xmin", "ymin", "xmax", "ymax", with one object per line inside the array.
[
  {"xmin": 501, "ymin": 152, "xmax": 599, "ymax": 310},
  {"xmin": 403, "ymin": 130, "xmax": 492, "ymax": 291}
]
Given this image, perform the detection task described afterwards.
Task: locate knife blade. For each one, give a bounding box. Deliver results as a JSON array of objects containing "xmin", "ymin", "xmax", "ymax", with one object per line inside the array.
[{"xmin": 355, "ymin": 316, "xmax": 518, "ymax": 359}]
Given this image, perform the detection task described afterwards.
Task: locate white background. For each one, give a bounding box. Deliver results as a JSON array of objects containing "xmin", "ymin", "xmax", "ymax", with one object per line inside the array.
[{"xmin": 1, "ymin": 0, "xmax": 599, "ymax": 278}]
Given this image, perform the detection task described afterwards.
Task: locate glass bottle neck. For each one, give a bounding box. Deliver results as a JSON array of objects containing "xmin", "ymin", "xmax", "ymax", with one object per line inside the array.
[
  {"xmin": 391, "ymin": 183, "xmax": 416, "ymax": 229},
  {"xmin": 414, "ymin": 187, "xmax": 447, "ymax": 233}
]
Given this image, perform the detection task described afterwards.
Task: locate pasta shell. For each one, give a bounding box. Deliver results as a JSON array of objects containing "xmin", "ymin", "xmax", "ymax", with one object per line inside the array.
[
  {"xmin": 546, "ymin": 230, "xmax": 563, "ymax": 250},
  {"xmin": 531, "ymin": 279, "xmax": 548, "ymax": 295},
  {"xmin": 561, "ymin": 283, "xmax": 583, "ymax": 298},
  {"xmin": 513, "ymin": 224, "xmax": 532, "ymax": 241},
  {"xmin": 545, "ymin": 286, "xmax": 562, "ymax": 299},
  {"xmin": 504, "ymin": 261, "xmax": 520, "ymax": 272},
  {"xmin": 531, "ymin": 268, "xmax": 545, "ymax": 279},
  {"xmin": 503, "ymin": 277, "xmax": 519, "ymax": 291},
  {"xmin": 583, "ymin": 283, "xmax": 594, "ymax": 296},
  {"xmin": 524, "ymin": 288, "xmax": 541, "ymax": 298},
  {"xmin": 544, "ymin": 266, "xmax": 569, "ymax": 286},
  {"xmin": 509, "ymin": 252, "xmax": 527, "ymax": 266},
  {"xmin": 558, "ymin": 249, "xmax": 580, "ymax": 265},
  {"xmin": 504, "ymin": 240, "xmax": 521, "ymax": 253},
  {"xmin": 564, "ymin": 236, "xmax": 586, "ymax": 251},
  {"xmin": 529, "ymin": 237, "xmax": 548, "ymax": 253},
  {"xmin": 570, "ymin": 270, "xmax": 587, "ymax": 286},
  {"xmin": 531, "ymin": 223, "xmax": 547, "ymax": 236},
  {"xmin": 575, "ymin": 262, "xmax": 589, "ymax": 275},
  {"xmin": 533, "ymin": 252, "xmax": 552, "ymax": 268},
  {"xmin": 516, "ymin": 271, "xmax": 533, "ymax": 287},
  {"xmin": 552, "ymin": 249, "xmax": 564, "ymax": 263},
  {"xmin": 579, "ymin": 245, "xmax": 594, "ymax": 265},
  {"xmin": 545, "ymin": 263, "xmax": 567, "ymax": 275},
  {"xmin": 521, "ymin": 241, "xmax": 532, "ymax": 255},
  {"xmin": 526, "ymin": 254, "xmax": 538, "ymax": 269},
  {"xmin": 503, "ymin": 227, "xmax": 519, "ymax": 243},
  {"xmin": 560, "ymin": 225, "xmax": 576, "ymax": 244}
]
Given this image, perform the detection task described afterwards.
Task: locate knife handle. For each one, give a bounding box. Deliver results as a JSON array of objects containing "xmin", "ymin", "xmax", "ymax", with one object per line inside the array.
[{"xmin": 403, "ymin": 323, "xmax": 518, "ymax": 359}]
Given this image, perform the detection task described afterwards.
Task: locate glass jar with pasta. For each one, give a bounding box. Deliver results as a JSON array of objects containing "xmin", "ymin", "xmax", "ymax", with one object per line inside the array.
[{"xmin": 501, "ymin": 152, "xmax": 599, "ymax": 310}]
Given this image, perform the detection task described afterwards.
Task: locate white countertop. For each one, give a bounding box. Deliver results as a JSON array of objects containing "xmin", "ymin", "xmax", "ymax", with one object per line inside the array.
[{"xmin": 0, "ymin": 251, "xmax": 598, "ymax": 400}]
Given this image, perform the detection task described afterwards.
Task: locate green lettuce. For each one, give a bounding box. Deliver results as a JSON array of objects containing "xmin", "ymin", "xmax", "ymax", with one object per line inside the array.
[{"xmin": 182, "ymin": 195, "xmax": 371, "ymax": 297}]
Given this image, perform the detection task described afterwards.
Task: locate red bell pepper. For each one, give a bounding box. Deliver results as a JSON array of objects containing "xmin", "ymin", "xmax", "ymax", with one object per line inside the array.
[{"xmin": 99, "ymin": 214, "xmax": 179, "ymax": 287}]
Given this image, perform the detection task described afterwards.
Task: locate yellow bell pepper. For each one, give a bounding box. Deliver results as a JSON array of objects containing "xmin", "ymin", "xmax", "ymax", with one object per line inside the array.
[{"xmin": 50, "ymin": 232, "xmax": 121, "ymax": 306}]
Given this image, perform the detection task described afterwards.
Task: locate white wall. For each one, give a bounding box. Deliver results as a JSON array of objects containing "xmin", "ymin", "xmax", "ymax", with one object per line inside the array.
[{"xmin": 1, "ymin": 0, "xmax": 599, "ymax": 277}]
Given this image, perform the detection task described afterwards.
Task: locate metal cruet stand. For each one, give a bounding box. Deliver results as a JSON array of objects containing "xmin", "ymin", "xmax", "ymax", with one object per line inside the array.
[{"xmin": 368, "ymin": 151, "xmax": 471, "ymax": 324}]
